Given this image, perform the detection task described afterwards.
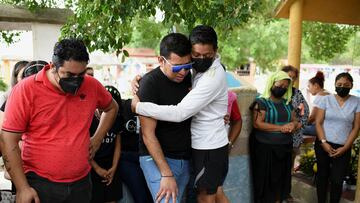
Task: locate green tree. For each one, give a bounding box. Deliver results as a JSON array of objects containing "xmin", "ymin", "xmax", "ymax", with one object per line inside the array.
[
  {"xmin": 219, "ymin": 19, "xmax": 289, "ymax": 70},
  {"xmin": 303, "ymin": 22, "xmax": 358, "ymax": 61},
  {"xmin": 0, "ymin": 78, "xmax": 8, "ymax": 91},
  {"xmin": 61, "ymin": 0, "xmax": 263, "ymax": 54}
]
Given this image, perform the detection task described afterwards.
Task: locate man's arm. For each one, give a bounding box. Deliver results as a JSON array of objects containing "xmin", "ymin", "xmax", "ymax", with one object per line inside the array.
[
  {"xmin": 0, "ymin": 131, "xmax": 39, "ymax": 203},
  {"xmin": 135, "ymin": 70, "xmax": 225, "ymax": 122},
  {"xmin": 228, "ymin": 101, "xmax": 242, "ymax": 147},
  {"xmin": 140, "ymin": 116, "xmax": 177, "ymax": 203},
  {"xmin": 90, "ymin": 99, "xmax": 118, "ymax": 159}
]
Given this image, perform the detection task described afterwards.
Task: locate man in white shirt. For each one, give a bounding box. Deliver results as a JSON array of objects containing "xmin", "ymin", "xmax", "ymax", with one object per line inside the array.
[{"xmin": 132, "ymin": 25, "xmax": 230, "ymax": 203}]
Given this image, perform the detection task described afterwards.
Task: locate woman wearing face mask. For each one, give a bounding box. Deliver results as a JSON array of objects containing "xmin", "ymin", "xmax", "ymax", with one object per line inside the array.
[
  {"xmin": 302, "ymin": 71, "xmax": 329, "ymax": 136},
  {"xmin": 314, "ymin": 72, "xmax": 360, "ymax": 203},
  {"xmin": 250, "ymin": 71, "xmax": 298, "ymax": 203}
]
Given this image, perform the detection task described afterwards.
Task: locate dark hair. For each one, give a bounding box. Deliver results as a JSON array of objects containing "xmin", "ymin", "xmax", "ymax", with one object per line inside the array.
[
  {"xmin": 22, "ymin": 60, "xmax": 48, "ymax": 78},
  {"xmin": 309, "ymin": 71, "xmax": 325, "ymax": 88},
  {"xmin": 160, "ymin": 33, "xmax": 191, "ymax": 59},
  {"xmin": 52, "ymin": 38, "xmax": 89, "ymax": 69},
  {"xmin": 105, "ymin": 85, "xmax": 122, "ymax": 109},
  {"xmin": 281, "ymin": 65, "xmax": 299, "ymax": 79},
  {"xmin": 11, "ymin": 60, "xmax": 28, "ymax": 87},
  {"xmin": 189, "ymin": 25, "xmax": 218, "ymax": 49},
  {"xmin": 86, "ymin": 67, "xmax": 94, "ymax": 71},
  {"xmin": 335, "ymin": 72, "xmax": 353, "ymax": 85}
]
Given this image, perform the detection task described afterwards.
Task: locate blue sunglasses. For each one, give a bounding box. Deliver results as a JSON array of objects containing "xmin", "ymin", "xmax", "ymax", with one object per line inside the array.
[{"xmin": 162, "ymin": 57, "xmax": 193, "ymax": 73}]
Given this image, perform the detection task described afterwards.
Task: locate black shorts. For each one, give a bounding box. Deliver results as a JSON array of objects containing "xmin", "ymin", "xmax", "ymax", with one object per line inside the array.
[{"xmin": 192, "ymin": 144, "xmax": 229, "ymax": 194}]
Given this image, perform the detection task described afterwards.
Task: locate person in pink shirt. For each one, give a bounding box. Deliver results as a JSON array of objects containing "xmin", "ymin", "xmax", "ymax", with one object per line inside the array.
[{"xmin": 226, "ymin": 91, "xmax": 242, "ymax": 149}]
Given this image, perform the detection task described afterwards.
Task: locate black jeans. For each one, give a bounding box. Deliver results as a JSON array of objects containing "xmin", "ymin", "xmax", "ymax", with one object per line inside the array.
[
  {"xmin": 26, "ymin": 172, "xmax": 92, "ymax": 203},
  {"xmin": 315, "ymin": 141, "xmax": 351, "ymax": 203}
]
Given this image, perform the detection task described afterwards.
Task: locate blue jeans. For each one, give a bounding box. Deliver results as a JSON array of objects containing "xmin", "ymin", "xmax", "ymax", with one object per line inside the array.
[{"xmin": 140, "ymin": 155, "xmax": 190, "ymax": 203}]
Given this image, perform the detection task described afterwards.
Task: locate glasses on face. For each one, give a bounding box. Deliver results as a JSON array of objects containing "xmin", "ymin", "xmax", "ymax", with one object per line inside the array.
[{"xmin": 162, "ymin": 56, "xmax": 193, "ymax": 73}]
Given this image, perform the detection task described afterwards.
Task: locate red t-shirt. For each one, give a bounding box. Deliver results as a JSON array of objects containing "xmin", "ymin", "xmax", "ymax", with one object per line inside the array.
[
  {"xmin": 2, "ymin": 66, "xmax": 112, "ymax": 183},
  {"xmin": 230, "ymin": 98, "xmax": 241, "ymax": 121}
]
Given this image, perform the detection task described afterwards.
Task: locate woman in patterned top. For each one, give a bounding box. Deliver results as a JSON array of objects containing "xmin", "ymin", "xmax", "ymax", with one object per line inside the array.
[
  {"xmin": 281, "ymin": 65, "xmax": 310, "ymax": 202},
  {"xmin": 281, "ymin": 65, "xmax": 310, "ymax": 148}
]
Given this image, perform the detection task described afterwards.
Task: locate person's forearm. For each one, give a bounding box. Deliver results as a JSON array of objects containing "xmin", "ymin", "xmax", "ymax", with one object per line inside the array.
[
  {"xmin": 90, "ymin": 159, "xmax": 100, "ymax": 170},
  {"xmin": 308, "ymin": 114, "xmax": 315, "ymax": 124},
  {"xmin": 136, "ymin": 102, "xmax": 190, "ymax": 122},
  {"xmin": 112, "ymin": 135, "xmax": 121, "ymax": 167},
  {"xmin": 308, "ymin": 108, "xmax": 318, "ymax": 124},
  {"xmin": 93, "ymin": 101, "xmax": 118, "ymax": 143},
  {"xmin": 0, "ymin": 133, "xmax": 29, "ymax": 191},
  {"xmin": 228, "ymin": 120, "xmax": 242, "ymax": 143},
  {"xmin": 343, "ymin": 128, "xmax": 359, "ymax": 150},
  {"xmin": 293, "ymin": 120, "xmax": 299, "ymax": 130},
  {"xmin": 315, "ymin": 121, "xmax": 326, "ymax": 141},
  {"xmin": 143, "ymin": 133, "xmax": 172, "ymax": 176},
  {"xmin": 343, "ymin": 114, "xmax": 360, "ymax": 149},
  {"xmin": 254, "ymin": 121, "xmax": 282, "ymax": 132}
]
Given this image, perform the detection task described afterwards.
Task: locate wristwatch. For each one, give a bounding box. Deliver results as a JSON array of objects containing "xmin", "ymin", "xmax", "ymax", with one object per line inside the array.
[{"xmin": 320, "ymin": 139, "xmax": 327, "ymax": 144}]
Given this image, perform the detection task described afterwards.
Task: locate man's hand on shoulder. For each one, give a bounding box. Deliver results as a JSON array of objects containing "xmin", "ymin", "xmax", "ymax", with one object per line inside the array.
[{"xmin": 131, "ymin": 74, "xmax": 142, "ymax": 95}]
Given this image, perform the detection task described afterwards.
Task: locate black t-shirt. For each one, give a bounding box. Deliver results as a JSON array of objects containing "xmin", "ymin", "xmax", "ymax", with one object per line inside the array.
[
  {"xmin": 89, "ymin": 113, "xmax": 121, "ymax": 161},
  {"xmin": 137, "ymin": 67, "xmax": 192, "ymax": 159},
  {"xmin": 119, "ymin": 99, "xmax": 140, "ymax": 152}
]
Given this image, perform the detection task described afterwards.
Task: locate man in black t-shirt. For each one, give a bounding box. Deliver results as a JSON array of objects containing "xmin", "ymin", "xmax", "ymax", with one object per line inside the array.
[{"xmin": 137, "ymin": 33, "xmax": 193, "ymax": 203}]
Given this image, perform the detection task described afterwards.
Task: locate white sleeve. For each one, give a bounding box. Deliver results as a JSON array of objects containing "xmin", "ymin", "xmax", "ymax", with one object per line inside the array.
[{"xmin": 136, "ymin": 69, "xmax": 225, "ymax": 122}]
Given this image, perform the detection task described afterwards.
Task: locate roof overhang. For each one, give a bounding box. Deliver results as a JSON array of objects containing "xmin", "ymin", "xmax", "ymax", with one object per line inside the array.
[
  {"xmin": 0, "ymin": 3, "xmax": 73, "ymax": 30},
  {"xmin": 274, "ymin": 0, "xmax": 360, "ymax": 25}
]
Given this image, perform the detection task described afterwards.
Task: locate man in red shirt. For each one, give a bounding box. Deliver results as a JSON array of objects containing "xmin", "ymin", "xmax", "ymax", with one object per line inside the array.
[{"xmin": 0, "ymin": 39, "xmax": 118, "ymax": 203}]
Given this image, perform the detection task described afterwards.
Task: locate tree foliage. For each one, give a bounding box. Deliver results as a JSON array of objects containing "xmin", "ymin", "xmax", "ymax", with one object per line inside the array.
[
  {"xmin": 0, "ymin": 78, "xmax": 8, "ymax": 91},
  {"xmin": 0, "ymin": 0, "xmax": 59, "ymax": 11},
  {"xmin": 219, "ymin": 19, "xmax": 288, "ymax": 70},
  {"xmin": 61, "ymin": 0, "xmax": 263, "ymax": 54},
  {"xmin": 303, "ymin": 22, "xmax": 358, "ymax": 61}
]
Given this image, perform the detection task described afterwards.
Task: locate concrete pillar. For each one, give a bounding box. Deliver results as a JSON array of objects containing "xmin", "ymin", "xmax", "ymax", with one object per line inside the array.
[
  {"xmin": 31, "ymin": 23, "xmax": 62, "ymax": 61},
  {"xmin": 287, "ymin": 0, "xmax": 303, "ymax": 88}
]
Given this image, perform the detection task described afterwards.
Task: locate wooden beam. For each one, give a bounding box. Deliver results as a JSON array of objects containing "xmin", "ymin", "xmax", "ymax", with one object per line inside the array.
[{"xmin": 0, "ymin": 4, "xmax": 73, "ymax": 25}]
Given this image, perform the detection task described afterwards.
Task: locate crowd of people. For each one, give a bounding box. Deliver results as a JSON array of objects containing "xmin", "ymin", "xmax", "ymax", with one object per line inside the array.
[{"xmin": 0, "ymin": 23, "xmax": 359, "ymax": 203}]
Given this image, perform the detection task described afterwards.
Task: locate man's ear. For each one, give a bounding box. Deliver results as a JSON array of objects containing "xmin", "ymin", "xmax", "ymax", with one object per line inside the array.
[{"xmin": 158, "ymin": 56, "xmax": 164, "ymax": 64}]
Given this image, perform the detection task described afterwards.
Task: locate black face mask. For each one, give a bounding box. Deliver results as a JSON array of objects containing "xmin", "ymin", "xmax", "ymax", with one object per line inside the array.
[
  {"xmin": 271, "ymin": 86, "xmax": 287, "ymax": 98},
  {"xmin": 192, "ymin": 57, "xmax": 214, "ymax": 73},
  {"xmin": 335, "ymin": 87, "xmax": 351, "ymax": 98},
  {"xmin": 59, "ymin": 76, "xmax": 84, "ymax": 95}
]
